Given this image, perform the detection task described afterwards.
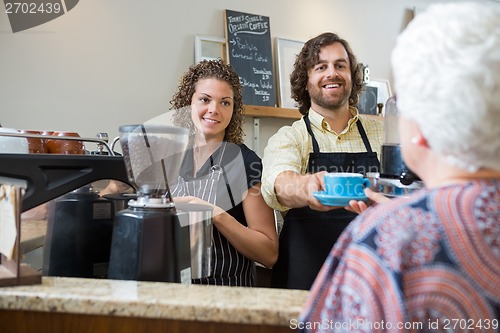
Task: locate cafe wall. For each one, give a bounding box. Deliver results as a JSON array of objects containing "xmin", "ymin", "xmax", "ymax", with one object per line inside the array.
[{"xmin": 0, "ymin": 0, "xmax": 478, "ymax": 155}]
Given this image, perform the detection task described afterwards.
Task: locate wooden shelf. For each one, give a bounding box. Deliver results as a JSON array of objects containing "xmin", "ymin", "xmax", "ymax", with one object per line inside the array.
[
  {"xmin": 243, "ymin": 105, "xmax": 301, "ymax": 120},
  {"xmin": 243, "ymin": 105, "xmax": 383, "ymax": 121}
]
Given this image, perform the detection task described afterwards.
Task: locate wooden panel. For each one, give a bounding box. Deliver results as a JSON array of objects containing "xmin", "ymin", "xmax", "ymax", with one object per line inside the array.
[
  {"xmin": 0, "ymin": 310, "xmax": 293, "ymax": 333},
  {"xmin": 243, "ymin": 105, "xmax": 384, "ymax": 122},
  {"xmin": 244, "ymin": 105, "xmax": 301, "ymax": 119}
]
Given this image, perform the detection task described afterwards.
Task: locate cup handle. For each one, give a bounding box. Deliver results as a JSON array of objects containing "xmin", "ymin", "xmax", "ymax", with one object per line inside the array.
[
  {"xmin": 362, "ymin": 179, "xmax": 370, "ymax": 192},
  {"xmin": 355, "ymin": 179, "xmax": 370, "ymax": 196}
]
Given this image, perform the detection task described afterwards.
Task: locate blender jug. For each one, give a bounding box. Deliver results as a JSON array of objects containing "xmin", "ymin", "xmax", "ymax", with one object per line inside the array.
[
  {"xmin": 380, "ymin": 96, "xmax": 420, "ymax": 185},
  {"xmin": 119, "ymin": 124, "xmax": 189, "ymax": 205},
  {"xmin": 379, "ymin": 97, "xmax": 422, "ymax": 196},
  {"xmin": 108, "ymin": 124, "xmax": 214, "ymax": 283}
]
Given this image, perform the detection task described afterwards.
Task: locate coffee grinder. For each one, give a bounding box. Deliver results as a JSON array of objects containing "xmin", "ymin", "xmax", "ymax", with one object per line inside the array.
[
  {"xmin": 43, "ymin": 133, "xmax": 118, "ymax": 278},
  {"xmin": 43, "ymin": 184, "xmax": 116, "ymax": 278},
  {"xmin": 377, "ymin": 96, "xmax": 423, "ymax": 196},
  {"xmin": 107, "ymin": 124, "xmax": 194, "ymax": 283}
]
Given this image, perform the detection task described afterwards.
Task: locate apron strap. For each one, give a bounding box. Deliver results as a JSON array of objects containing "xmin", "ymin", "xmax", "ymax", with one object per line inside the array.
[
  {"xmin": 304, "ymin": 113, "xmax": 374, "ymax": 154},
  {"xmin": 303, "ymin": 114, "xmax": 320, "ymax": 153},
  {"xmin": 222, "ymin": 166, "xmax": 236, "ymax": 208},
  {"xmin": 356, "ymin": 120, "xmax": 373, "ymax": 153},
  {"xmin": 210, "ymin": 145, "xmax": 236, "ymax": 209}
]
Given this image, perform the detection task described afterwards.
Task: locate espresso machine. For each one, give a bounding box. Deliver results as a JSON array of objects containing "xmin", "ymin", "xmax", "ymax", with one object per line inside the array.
[
  {"xmin": 0, "ymin": 132, "xmax": 131, "ymax": 278},
  {"xmin": 107, "ymin": 124, "xmax": 204, "ymax": 283},
  {"xmin": 42, "ymin": 133, "xmax": 122, "ymax": 278},
  {"xmin": 376, "ymin": 96, "xmax": 423, "ymax": 196},
  {"xmin": 1, "ymin": 127, "xmax": 213, "ymax": 283}
]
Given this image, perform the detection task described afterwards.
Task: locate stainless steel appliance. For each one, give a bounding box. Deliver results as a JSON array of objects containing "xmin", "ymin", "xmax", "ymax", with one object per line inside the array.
[
  {"xmin": 0, "ymin": 132, "xmax": 130, "ymax": 278},
  {"xmin": 0, "ymin": 128, "xmax": 214, "ymax": 283},
  {"xmin": 176, "ymin": 202, "xmax": 212, "ymax": 280}
]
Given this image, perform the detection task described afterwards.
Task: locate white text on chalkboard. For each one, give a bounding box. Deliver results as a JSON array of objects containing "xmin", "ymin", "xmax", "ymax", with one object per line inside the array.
[{"xmin": 227, "ymin": 15, "xmax": 269, "ymax": 35}]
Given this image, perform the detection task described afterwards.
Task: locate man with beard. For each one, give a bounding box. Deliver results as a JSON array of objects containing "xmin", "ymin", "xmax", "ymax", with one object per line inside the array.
[{"xmin": 261, "ymin": 32, "xmax": 383, "ymax": 290}]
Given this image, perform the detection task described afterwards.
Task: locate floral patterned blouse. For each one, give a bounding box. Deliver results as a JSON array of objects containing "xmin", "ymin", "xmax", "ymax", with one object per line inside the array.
[{"xmin": 299, "ymin": 179, "xmax": 499, "ymax": 333}]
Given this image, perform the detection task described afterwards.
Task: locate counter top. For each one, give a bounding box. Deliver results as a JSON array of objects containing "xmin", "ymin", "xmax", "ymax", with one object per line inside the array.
[
  {"xmin": 0, "ymin": 277, "xmax": 309, "ymax": 326},
  {"xmin": 11, "ymin": 220, "xmax": 308, "ymax": 331}
]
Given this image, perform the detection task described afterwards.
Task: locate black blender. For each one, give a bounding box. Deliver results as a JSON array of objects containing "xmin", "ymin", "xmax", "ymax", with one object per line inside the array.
[
  {"xmin": 107, "ymin": 124, "xmax": 198, "ymax": 283},
  {"xmin": 376, "ymin": 96, "xmax": 423, "ymax": 196}
]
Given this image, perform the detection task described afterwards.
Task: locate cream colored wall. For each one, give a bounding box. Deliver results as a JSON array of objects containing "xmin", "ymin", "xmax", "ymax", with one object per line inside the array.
[{"xmin": 0, "ymin": 0, "xmax": 479, "ymax": 156}]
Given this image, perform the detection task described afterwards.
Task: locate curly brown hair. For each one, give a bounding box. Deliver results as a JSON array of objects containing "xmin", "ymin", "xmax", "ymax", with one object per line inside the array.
[
  {"xmin": 290, "ymin": 32, "xmax": 364, "ymax": 115},
  {"xmin": 169, "ymin": 59, "xmax": 245, "ymax": 144}
]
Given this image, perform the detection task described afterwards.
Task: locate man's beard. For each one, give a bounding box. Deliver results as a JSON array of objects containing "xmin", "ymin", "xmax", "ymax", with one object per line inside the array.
[{"xmin": 309, "ymin": 85, "xmax": 351, "ymax": 110}]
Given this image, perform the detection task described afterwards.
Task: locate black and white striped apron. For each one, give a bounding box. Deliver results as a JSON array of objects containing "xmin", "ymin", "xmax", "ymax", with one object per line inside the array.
[{"xmin": 171, "ymin": 142, "xmax": 255, "ymax": 286}]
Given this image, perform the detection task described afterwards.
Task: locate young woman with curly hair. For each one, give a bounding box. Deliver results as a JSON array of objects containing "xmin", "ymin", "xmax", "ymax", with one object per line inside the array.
[{"xmin": 169, "ymin": 59, "xmax": 278, "ymax": 287}]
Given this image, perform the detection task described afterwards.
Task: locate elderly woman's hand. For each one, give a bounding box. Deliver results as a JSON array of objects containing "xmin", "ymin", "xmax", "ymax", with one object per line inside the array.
[{"xmin": 345, "ymin": 188, "xmax": 391, "ymax": 214}]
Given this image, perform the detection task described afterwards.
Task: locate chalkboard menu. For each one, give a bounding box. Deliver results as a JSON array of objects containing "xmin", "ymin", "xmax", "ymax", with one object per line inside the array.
[{"xmin": 224, "ymin": 9, "xmax": 276, "ymax": 107}]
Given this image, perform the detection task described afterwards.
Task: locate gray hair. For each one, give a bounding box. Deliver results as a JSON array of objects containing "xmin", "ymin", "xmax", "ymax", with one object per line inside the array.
[{"xmin": 391, "ymin": 2, "xmax": 500, "ymax": 172}]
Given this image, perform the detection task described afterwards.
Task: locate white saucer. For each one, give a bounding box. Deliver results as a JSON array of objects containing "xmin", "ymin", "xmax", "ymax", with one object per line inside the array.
[{"xmin": 312, "ymin": 191, "xmax": 368, "ymax": 207}]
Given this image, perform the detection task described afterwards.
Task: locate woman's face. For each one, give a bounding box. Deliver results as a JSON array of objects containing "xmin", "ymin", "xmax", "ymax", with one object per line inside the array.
[{"xmin": 191, "ymin": 78, "xmax": 234, "ymax": 142}]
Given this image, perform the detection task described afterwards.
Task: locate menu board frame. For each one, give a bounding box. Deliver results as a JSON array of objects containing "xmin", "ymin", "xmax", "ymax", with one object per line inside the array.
[{"xmin": 224, "ymin": 9, "xmax": 277, "ymax": 107}]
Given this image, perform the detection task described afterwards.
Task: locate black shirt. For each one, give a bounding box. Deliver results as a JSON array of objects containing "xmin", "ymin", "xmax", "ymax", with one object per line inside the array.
[{"xmin": 171, "ymin": 142, "xmax": 262, "ymax": 286}]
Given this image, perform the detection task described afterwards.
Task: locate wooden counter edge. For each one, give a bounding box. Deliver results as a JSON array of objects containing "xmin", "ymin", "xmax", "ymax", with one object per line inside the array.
[{"xmin": 0, "ymin": 309, "xmax": 294, "ymax": 333}]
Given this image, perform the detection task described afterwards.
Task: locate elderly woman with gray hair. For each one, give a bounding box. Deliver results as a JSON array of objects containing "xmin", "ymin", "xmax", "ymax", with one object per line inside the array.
[{"xmin": 298, "ymin": 2, "xmax": 500, "ymax": 332}]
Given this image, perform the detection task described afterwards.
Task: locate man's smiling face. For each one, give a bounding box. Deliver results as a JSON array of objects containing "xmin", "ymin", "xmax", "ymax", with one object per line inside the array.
[{"xmin": 306, "ymin": 42, "xmax": 352, "ymax": 112}]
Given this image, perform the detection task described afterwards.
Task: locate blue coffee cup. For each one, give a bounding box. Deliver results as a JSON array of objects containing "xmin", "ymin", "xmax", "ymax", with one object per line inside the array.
[{"xmin": 324, "ymin": 172, "xmax": 370, "ymax": 197}]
